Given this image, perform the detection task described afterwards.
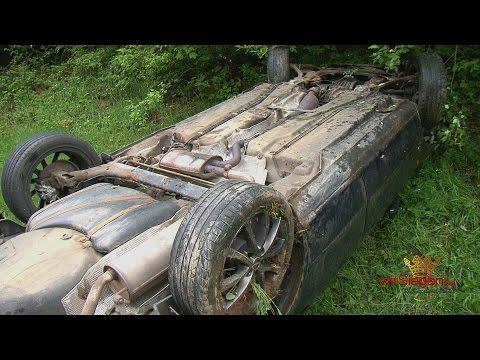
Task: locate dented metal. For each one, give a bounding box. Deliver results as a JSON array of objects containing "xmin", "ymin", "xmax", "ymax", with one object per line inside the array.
[{"xmin": 0, "ymin": 61, "xmax": 436, "ymax": 315}]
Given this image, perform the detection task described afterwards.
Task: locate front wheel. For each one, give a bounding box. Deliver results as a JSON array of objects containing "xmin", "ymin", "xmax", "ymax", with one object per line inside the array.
[{"xmin": 169, "ymin": 180, "xmax": 301, "ymax": 315}]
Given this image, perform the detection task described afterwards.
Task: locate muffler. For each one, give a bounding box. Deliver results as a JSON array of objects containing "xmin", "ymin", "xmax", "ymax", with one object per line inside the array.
[{"xmin": 80, "ymin": 214, "xmax": 184, "ymax": 315}]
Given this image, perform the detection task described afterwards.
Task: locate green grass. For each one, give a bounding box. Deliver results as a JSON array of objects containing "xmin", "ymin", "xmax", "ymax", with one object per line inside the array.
[
  {"xmin": 1, "ymin": 67, "xmax": 479, "ymax": 314},
  {"xmin": 251, "ymin": 281, "xmax": 282, "ymax": 315},
  {"xmin": 0, "ymin": 76, "xmax": 212, "ymax": 219}
]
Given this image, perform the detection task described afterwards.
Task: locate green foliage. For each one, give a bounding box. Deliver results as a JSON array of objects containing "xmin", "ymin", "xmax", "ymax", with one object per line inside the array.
[
  {"xmin": 427, "ymin": 101, "xmax": 467, "ymax": 149},
  {"xmin": 431, "ymin": 46, "xmax": 480, "ymax": 149},
  {"xmin": 5, "ymin": 45, "xmax": 71, "ymax": 67},
  {"xmin": 443, "ymin": 47, "xmax": 480, "ymax": 114},
  {"xmin": 127, "ymin": 87, "xmax": 167, "ymax": 128},
  {"xmin": 369, "ymin": 45, "xmax": 480, "ymax": 149},
  {"xmin": 235, "ymin": 45, "xmax": 269, "ymax": 59},
  {"xmin": 68, "ymin": 46, "xmax": 119, "ymax": 80},
  {"xmin": 441, "ymin": 107, "xmax": 467, "ymax": 147},
  {"xmin": 292, "ymin": 45, "xmax": 370, "ymax": 65},
  {"xmin": 251, "ymin": 282, "xmax": 282, "ymax": 315},
  {"xmin": 369, "ymin": 45, "xmax": 418, "ymax": 71},
  {"xmin": 103, "ymin": 45, "xmax": 265, "ymax": 102},
  {"xmin": 0, "ymin": 45, "xmax": 374, "ymax": 121},
  {"xmin": 235, "ymin": 45, "xmax": 300, "ymax": 60}
]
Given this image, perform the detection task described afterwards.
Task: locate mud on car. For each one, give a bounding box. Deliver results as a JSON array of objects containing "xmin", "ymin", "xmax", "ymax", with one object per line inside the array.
[{"xmin": 0, "ymin": 51, "xmax": 446, "ymax": 315}]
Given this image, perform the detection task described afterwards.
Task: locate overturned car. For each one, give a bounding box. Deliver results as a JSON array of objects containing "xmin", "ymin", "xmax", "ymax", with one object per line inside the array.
[{"xmin": 0, "ymin": 51, "xmax": 446, "ymax": 315}]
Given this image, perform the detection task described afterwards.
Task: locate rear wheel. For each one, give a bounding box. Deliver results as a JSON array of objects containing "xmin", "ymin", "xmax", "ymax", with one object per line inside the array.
[
  {"xmin": 409, "ymin": 53, "xmax": 447, "ymax": 130},
  {"xmin": 1, "ymin": 132, "xmax": 100, "ymax": 223},
  {"xmin": 169, "ymin": 180, "xmax": 302, "ymax": 315}
]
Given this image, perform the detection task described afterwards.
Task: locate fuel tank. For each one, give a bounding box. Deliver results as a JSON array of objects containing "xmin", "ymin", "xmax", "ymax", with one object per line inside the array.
[
  {"xmin": 1, "ymin": 183, "xmax": 182, "ymax": 314},
  {"xmin": 0, "ymin": 228, "xmax": 101, "ymax": 314}
]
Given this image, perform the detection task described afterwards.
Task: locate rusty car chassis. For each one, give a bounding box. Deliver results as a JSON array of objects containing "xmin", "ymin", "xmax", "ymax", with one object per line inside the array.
[{"xmin": 0, "ymin": 54, "xmax": 446, "ymax": 315}]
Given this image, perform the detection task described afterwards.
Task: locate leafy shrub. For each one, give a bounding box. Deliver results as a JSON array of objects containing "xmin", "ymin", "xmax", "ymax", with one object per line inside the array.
[
  {"xmin": 369, "ymin": 45, "xmax": 418, "ymax": 71},
  {"xmin": 235, "ymin": 45, "xmax": 269, "ymax": 59},
  {"xmin": 370, "ymin": 45, "xmax": 480, "ymax": 149},
  {"xmin": 127, "ymin": 87, "xmax": 167, "ymax": 128},
  {"xmin": 431, "ymin": 46, "xmax": 480, "ymax": 149}
]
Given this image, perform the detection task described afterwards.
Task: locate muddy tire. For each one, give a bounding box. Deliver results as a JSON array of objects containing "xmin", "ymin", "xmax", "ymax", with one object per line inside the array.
[
  {"xmin": 1, "ymin": 132, "xmax": 100, "ymax": 223},
  {"xmin": 414, "ymin": 53, "xmax": 447, "ymax": 130},
  {"xmin": 169, "ymin": 180, "xmax": 301, "ymax": 315}
]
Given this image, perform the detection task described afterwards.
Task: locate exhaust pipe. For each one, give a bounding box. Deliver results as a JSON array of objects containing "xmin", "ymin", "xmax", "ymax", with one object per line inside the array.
[
  {"xmin": 158, "ymin": 141, "xmax": 254, "ymax": 182},
  {"xmin": 79, "ymin": 211, "xmax": 186, "ymax": 315},
  {"xmin": 207, "ymin": 140, "xmax": 244, "ymax": 170},
  {"xmin": 81, "ymin": 269, "xmax": 115, "ymax": 315}
]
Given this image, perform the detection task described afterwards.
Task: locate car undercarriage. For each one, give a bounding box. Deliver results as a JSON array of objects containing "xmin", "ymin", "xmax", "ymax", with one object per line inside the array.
[{"xmin": 0, "ymin": 53, "xmax": 447, "ymax": 315}]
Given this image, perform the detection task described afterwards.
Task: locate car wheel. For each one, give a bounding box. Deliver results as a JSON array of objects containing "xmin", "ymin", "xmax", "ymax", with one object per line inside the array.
[
  {"xmin": 1, "ymin": 132, "xmax": 100, "ymax": 223},
  {"xmin": 169, "ymin": 180, "xmax": 301, "ymax": 315},
  {"xmin": 413, "ymin": 53, "xmax": 447, "ymax": 130}
]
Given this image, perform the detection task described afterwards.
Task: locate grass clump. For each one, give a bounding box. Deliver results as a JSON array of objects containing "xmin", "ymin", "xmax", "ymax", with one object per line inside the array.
[{"xmin": 251, "ymin": 282, "xmax": 282, "ymax": 315}]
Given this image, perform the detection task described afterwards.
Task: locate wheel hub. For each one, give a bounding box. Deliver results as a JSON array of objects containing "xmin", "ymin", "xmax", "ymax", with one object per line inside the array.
[
  {"xmin": 222, "ymin": 213, "xmax": 291, "ymax": 314},
  {"xmin": 251, "ymin": 260, "xmax": 261, "ymax": 271},
  {"xmin": 38, "ymin": 160, "xmax": 78, "ymax": 181},
  {"xmin": 34, "ymin": 159, "xmax": 80, "ymax": 208}
]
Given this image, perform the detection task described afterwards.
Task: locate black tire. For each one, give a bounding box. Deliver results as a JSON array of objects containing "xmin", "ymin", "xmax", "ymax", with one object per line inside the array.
[
  {"xmin": 1, "ymin": 132, "xmax": 100, "ymax": 223},
  {"xmin": 414, "ymin": 53, "xmax": 447, "ymax": 130},
  {"xmin": 169, "ymin": 180, "xmax": 300, "ymax": 315},
  {"xmin": 267, "ymin": 46, "xmax": 290, "ymax": 83}
]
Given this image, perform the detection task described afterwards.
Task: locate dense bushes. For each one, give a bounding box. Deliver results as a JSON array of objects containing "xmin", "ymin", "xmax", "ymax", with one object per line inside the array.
[
  {"xmin": 0, "ymin": 45, "xmax": 267, "ymax": 129},
  {"xmin": 1, "ymin": 45, "xmax": 478, "ymax": 148},
  {"xmin": 369, "ymin": 45, "xmax": 480, "ymax": 149},
  {"xmin": 65, "ymin": 45, "xmax": 268, "ymax": 102}
]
